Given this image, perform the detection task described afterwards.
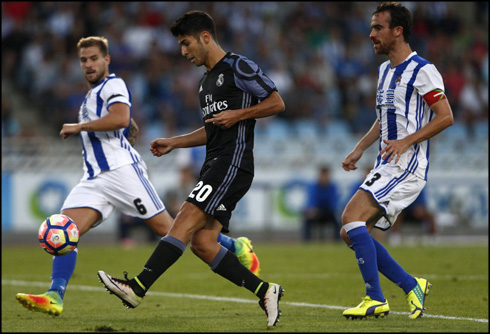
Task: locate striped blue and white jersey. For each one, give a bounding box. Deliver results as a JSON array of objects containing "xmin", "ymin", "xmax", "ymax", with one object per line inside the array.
[
  {"xmin": 78, "ymin": 73, "xmax": 142, "ymax": 180},
  {"xmin": 374, "ymin": 51, "xmax": 444, "ymax": 181}
]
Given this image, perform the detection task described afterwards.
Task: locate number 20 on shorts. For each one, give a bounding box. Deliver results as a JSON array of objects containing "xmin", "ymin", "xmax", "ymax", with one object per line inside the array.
[{"xmin": 189, "ymin": 181, "xmax": 213, "ymax": 202}]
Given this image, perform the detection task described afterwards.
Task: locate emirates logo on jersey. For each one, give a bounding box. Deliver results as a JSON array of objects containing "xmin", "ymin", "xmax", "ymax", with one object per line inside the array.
[
  {"xmin": 202, "ymin": 93, "xmax": 228, "ymax": 117},
  {"xmin": 216, "ymin": 73, "xmax": 224, "ymax": 87}
]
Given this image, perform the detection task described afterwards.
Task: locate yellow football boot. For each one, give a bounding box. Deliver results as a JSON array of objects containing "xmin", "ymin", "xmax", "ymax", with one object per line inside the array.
[
  {"xmin": 343, "ymin": 295, "xmax": 390, "ymax": 319},
  {"xmin": 407, "ymin": 277, "xmax": 431, "ymax": 319}
]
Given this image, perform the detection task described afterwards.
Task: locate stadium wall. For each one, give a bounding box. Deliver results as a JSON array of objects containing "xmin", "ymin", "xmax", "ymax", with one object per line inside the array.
[{"xmin": 2, "ymin": 168, "xmax": 487, "ymax": 233}]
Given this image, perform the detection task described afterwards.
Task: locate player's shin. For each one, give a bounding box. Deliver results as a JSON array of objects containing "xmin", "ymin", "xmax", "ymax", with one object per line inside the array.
[
  {"xmin": 210, "ymin": 246, "xmax": 269, "ymax": 299},
  {"xmin": 371, "ymin": 237, "xmax": 417, "ymax": 293},
  {"xmin": 133, "ymin": 235, "xmax": 186, "ymax": 296},
  {"xmin": 344, "ymin": 222, "xmax": 385, "ymax": 302},
  {"xmin": 49, "ymin": 248, "xmax": 78, "ymax": 299}
]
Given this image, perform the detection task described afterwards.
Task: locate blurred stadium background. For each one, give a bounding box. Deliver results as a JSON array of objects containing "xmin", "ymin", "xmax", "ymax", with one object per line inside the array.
[{"xmin": 2, "ymin": 2, "xmax": 488, "ymax": 245}]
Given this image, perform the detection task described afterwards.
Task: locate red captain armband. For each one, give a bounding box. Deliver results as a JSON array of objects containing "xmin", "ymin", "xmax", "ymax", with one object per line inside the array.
[{"xmin": 423, "ymin": 89, "xmax": 447, "ymax": 106}]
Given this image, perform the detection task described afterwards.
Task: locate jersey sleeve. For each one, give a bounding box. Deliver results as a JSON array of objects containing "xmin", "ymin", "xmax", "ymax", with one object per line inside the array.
[
  {"xmin": 100, "ymin": 78, "xmax": 132, "ymax": 109},
  {"xmin": 232, "ymin": 56, "xmax": 277, "ymax": 100},
  {"xmin": 413, "ymin": 64, "xmax": 445, "ymax": 97}
]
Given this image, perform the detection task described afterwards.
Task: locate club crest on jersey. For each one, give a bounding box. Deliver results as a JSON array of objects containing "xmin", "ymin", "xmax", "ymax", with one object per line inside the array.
[
  {"xmin": 395, "ymin": 76, "xmax": 402, "ymax": 86},
  {"xmin": 216, "ymin": 73, "xmax": 224, "ymax": 87}
]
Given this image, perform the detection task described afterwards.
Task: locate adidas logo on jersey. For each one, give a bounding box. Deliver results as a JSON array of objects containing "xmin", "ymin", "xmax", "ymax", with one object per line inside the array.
[{"xmin": 216, "ymin": 204, "xmax": 227, "ymax": 211}]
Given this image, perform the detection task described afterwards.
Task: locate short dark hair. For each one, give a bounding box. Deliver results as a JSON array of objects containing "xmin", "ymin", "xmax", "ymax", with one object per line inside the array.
[
  {"xmin": 170, "ymin": 10, "xmax": 217, "ymax": 41},
  {"xmin": 77, "ymin": 36, "xmax": 109, "ymax": 56},
  {"xmin": 373, "ymin": 2, "xmax": 412, "ymax": 42}
]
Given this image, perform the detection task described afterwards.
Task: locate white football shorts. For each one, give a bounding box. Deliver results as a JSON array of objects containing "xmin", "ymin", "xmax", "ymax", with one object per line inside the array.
[
  {"xmin": 359, "ymin": 164, "xmax": 426, "ymax": 231},
  {"xmin": 61, "ymin": 161, "xmax": 165, "ymax": 227}
]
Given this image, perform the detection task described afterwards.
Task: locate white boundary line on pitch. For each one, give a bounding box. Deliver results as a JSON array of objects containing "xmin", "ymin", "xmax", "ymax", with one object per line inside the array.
[{"xmin": 4, "ymin": 279, "xmax": 488, "ymax": 324}]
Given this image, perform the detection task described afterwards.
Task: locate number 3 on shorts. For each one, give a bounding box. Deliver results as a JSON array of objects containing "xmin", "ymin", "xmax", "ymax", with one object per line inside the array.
[
  {"xmin": 189, "ymin": 181, "xmax": 213, "ymax": 202},
  {"xmin": 365, "ymin": 172, "xmax": 381, "ymax": 187}
]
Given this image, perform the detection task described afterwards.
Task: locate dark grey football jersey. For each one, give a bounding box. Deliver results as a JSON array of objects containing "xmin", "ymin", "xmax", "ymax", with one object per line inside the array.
[{"xmin": 198, "ymin": 52, "xmax": 277, "ymax": 175}]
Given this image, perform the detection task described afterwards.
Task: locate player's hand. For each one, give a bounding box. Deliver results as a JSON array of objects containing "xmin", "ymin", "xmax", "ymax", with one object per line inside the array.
[
  {"xmin": 150, "ymin": 138, "xmax": 174, "ymax": 157},
  {"xmin": 60, "ymin": 123, "xmax": 82, "ymax": 139},
  {"xmin": 379, "ymin": 138, "xmax": 410, "ymax": 164},
  {"xmin": 204, "ymin": 110, "xmax": 239, "ymax": 129},
  {"xmin": 342, "ymin": 148, "xmax": 363, "ymax": 171}
]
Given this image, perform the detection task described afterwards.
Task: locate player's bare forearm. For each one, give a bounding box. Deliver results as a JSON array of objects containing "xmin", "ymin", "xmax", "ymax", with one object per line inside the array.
[
  {"xmin": 150, "ymin": 127, "xmax": 206, "ymax": 157},
  {"xmin": 60, "ymin": 103, "xmax": 130, "ymax": 139},
  {"xmin": 355, "ymin": 120, "xmax": 380, "ymax": 152},
  {"xmin": 205, "ymin": 91, "xmax": 285, "ymax": 128},
  {"xmin": 174, "ymin": 126, "xmax": 207, "ymax": 148},
  {"xmin": 240, "ymin": 91, "xmax": 285, "ymax": 119},
  {"xmin": 400, "ymin": 99, "xmax": 453, "ymax": 146},
  {"xmin": 342, "ymin": 120, "xmax": 380, "ymax": 171},
  {"xmin": 379, "ymin": 99, "xmax": 454, "ymax": 163}
]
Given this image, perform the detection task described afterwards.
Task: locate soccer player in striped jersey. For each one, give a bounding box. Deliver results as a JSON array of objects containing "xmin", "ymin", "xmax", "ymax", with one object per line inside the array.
[
  {"xmin": 97, "ymin": 11, "xmax": 286, "ymax": 327},
  {"xmin": 16, "ymin": 36, "xmax": 260, "ymax": 317},
  {"xmin": 340, "ymin": 2, "xmax": 454, "ymax": 320}
]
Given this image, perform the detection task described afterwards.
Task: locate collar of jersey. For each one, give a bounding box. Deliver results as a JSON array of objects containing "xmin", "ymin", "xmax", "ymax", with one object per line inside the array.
[
  {"xmin": 208, "ymin": 52, "xmax": 231, "ymax": 73},
  {"xmin": 91, "ymin": 73, "xmax": 116, "ymax": 89},
  {"xmin": 391, "ymin": 51, "xmax": 418, "ymax": 69}
]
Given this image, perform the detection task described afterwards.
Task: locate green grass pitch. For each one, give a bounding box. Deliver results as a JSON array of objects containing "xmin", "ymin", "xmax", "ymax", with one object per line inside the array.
[{"xmin": 2, "ymin": 241, "xmax": 488, "ymax": 332}]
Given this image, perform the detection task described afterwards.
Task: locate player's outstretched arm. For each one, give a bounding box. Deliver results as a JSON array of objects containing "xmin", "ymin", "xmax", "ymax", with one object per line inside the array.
[
  {"xmin": 342, "ymin": 120, "xmax": 380, "ymax": 171},
  {"xmin": 150, "ymin": 127, "xmax": 207, "ymax": 157},
  {"xmin": 60, "ymin": 103, "xmax": 130, "ymax": 139},
  {"xmin": 205, "ymin": 91, "xmax": 285, "ymax": 129}
]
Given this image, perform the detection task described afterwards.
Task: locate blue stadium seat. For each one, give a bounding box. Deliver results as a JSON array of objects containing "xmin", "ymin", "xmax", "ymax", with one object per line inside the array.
[
  {"xmin": 293, "ymin": 120, "xmax": 319, "ymax": 139},
  {"xmin": 263, "ymin": 119, "xmax": 291, "ymax": 140},
  {"xmin": 442, "ymin": 122, "xmax": 468, "ymax": 141},
  {"xmin": 324, "ymin": 119, "xmax": 351, "ymax": 137},
  {"xmin": 474, "ymin": 122, "xmax": 489, "ymax": 138}
]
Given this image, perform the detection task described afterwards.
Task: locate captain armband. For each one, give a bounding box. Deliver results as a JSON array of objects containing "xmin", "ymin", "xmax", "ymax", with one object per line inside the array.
[{"xmin": 423, "ymin": 89, "xmax": 446, "ymax": 106}]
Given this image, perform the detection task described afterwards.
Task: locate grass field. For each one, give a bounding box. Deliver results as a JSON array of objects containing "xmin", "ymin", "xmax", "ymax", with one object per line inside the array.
[{"xmin": 2, "ymin": 241, "xmax": 488, "ymax": 332}]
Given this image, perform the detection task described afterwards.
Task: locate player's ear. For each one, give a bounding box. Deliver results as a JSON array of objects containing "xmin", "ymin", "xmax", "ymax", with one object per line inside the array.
[
  {"xmin": 393, "ymin": 25, "xmax": 403, "ymax": 39},
  {"xmin": 200, "ymin": 31, "xmax": 211, "ymax": 44},
  {"xmin": 105, "ymin": 54, "xmax": 111, "ymax": 64}
]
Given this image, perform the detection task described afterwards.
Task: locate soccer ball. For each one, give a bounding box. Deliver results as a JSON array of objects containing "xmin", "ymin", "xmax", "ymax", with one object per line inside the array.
[{"xmin": 38, "ymin": 214, "xmax": 79, "ymax": 256}]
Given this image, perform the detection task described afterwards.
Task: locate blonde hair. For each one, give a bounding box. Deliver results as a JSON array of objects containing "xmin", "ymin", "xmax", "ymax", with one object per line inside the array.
[{"xmin": 77, "ymin": 36, "xmax": 109, "ymax": 56}]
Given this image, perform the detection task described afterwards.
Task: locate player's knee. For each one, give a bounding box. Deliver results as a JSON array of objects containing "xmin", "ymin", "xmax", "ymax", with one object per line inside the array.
[
  {"xmin": 189, "ymin": 238, "xmax": 211, "ymax": 260},
  {"xmin": 146, "ymin": 211, "xmax": 173, "ymax": 237},
  {"xmin": 341, "ymin": 208, "xmax": 354, "ymax": 226},
  {"xmin": 339, "ymin": 227, "xmax": 352, "ymax": 245}
]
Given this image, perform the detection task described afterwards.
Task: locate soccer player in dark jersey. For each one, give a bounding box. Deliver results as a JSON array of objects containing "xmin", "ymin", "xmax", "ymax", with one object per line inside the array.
[{"xmin": 98, "ymin": 10, "xmax": 285, "ymax": 327}]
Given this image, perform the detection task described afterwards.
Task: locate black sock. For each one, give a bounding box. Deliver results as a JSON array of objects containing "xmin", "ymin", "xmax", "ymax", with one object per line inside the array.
[
  {"xmin": 211, "ymin": 247, "xmax": 269, "ymax": 299},
  {"xmin": 132, "ymin": 236, "xmax": 186, "ymax": 297}
]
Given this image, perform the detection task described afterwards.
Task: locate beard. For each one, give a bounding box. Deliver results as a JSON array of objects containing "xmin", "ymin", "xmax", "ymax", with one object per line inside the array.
[
  {"xmin": 375, "ymin": 39, "xmax": 395, "ymax": 55},
  {"xmin": 85, "ymin": 70, "xmax": 106, "ymax": 85}
]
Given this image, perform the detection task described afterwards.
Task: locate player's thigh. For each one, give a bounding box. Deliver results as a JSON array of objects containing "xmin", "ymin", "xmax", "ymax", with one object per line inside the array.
[
  {"xmin": 61, "ymin": 207, "xmax": 101, "ymax": 236},
  {"xmin": 342, "ymin": 189, "xmax": 382, "ymax": 225},
  {"xmin": 187, "ymin": 160, "xmax": 253, "ymax": 233},
  {"xmin": 144, "ymin": 209, "xmax": 174, "ymax": 237},
  {"xmin": 103, "ymin": 162, "xmax": 166, "ymax": 220},
  {"xmin": 360, "ymin": 165, "xmax": 426, "ymax": 230}
]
